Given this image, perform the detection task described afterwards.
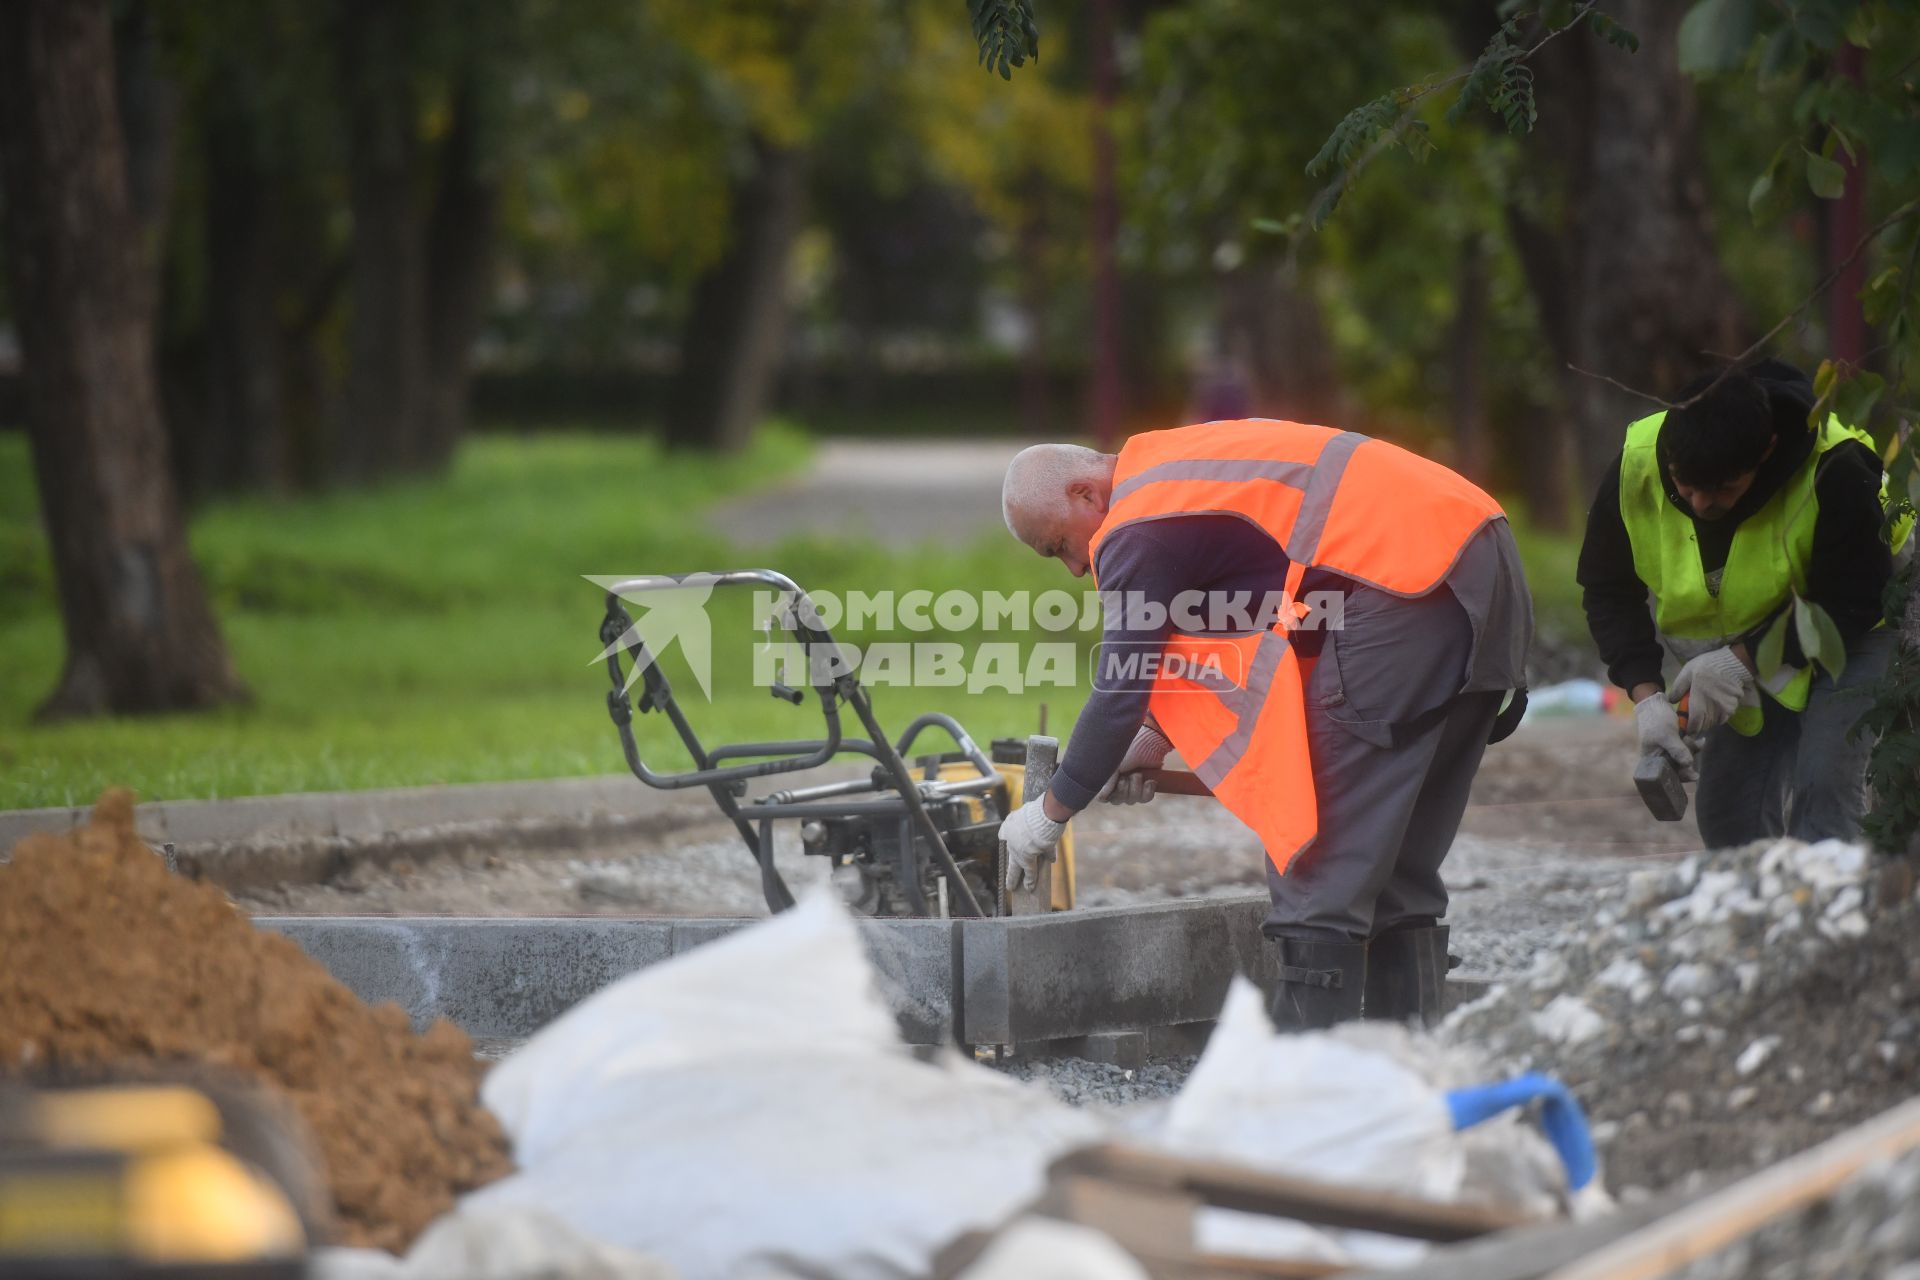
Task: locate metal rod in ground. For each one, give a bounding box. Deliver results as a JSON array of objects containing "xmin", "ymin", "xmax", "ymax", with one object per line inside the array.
[{"xmin": 1007, "ymin": 734, "xmax": 1059, "ymax": 916}]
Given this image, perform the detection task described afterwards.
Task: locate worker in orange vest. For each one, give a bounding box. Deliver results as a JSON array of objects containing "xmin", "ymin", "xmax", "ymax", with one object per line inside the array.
[{"xmin": 997, "ymin": 422, "xmax": 1532, "ymax": 1029}]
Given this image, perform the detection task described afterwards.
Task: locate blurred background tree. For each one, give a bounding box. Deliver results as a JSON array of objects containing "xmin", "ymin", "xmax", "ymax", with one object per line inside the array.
[{"xmin": 3, "ymin": 0, "xmax": 1916, "ymax": 726}]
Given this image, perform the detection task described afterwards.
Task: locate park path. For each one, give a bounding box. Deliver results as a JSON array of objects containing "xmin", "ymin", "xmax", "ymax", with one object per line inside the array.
[{"xmin": 706, "ymin": 437, "xmax": 1024, "ymax": 547}]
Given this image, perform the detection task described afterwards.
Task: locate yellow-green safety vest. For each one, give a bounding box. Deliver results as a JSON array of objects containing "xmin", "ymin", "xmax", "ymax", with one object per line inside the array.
[{"xmin": 1619, "ymin": 411, "xmax": 1910, "ymax": 735}]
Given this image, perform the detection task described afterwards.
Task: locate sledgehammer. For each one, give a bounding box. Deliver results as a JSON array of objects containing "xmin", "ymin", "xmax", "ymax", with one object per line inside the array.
[
  {"xmin": 1634, "ymin": 694, "xmax": 1691, "ymax": 823},
  {"xmin": 1141, "ymin": 768, "xmax": 1212, "ymax": 797}
]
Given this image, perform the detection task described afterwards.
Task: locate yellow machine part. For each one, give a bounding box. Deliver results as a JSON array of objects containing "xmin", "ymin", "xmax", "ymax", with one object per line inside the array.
[
  {"xmin": 125, "ymin": 1147, "xmax": 305, "ymax": 1263},
  {"xmin": 0, "ymin": 1084, "xmax": 306, "ymax": 1265},
  {"xmin": 937, "ymin": 760, "xmax": 1075, "ymax": 911}
]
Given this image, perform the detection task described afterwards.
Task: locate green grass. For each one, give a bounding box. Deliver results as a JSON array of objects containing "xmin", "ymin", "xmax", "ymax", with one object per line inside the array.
[
  {"xmin": 1502, "ymin": 507, "xmax": 1584, "ymax": 627},
  {"xmin": 0, "ymin": 426, "xmax": 1586, "ymax": 810},
  {"xmin": 0, "ymin": 427, "xmax": 1085, "ymax": 808}
]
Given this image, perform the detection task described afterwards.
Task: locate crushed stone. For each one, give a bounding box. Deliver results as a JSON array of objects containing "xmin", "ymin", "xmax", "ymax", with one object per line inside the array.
[
  {"xmin": 992, "ymin": 1054, "xmax": 1198, "ymax": 1112},
  {"xmin": 0, "ymin": 791, "xmax": 512, "ymax": 1252},
  {"xmin": 1443, "ymin": 836, "xmax": 1920, "ymax": 1196}
]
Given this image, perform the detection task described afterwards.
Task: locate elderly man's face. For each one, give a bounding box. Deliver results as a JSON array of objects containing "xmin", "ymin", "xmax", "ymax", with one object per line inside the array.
[{"xmin": 1022, "ymin": 480, "xmax": 1110, "ymax": 577}]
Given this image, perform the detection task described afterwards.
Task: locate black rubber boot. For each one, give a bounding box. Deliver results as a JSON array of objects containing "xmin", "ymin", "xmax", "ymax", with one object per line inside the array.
[
  {"xmin": 1267, "ymin": 938, "xmax": 1367, "ymax": 1031},
  {"xmin": 1363, "ymin": 925, "xmax": 1451, "ymax": 1026}
]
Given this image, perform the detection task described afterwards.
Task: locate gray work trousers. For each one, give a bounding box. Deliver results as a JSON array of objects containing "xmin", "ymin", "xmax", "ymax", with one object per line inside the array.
[
  {"xmin": 1263, "ymin": 580, "xmax": 1501, "ymax": 944},
  {"xmin": 1694, "ymin": 628, "xmax": 1894, "ymax": 847}
]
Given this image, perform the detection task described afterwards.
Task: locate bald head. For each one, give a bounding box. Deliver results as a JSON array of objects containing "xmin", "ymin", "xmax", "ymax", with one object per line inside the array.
[{"xmin": 1002, "ymin": 443, "xmax": 1117, "ymax": 578}]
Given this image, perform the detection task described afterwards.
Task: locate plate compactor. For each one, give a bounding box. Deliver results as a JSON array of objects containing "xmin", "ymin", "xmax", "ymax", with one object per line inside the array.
[{"xmin": 597, "ymin": 569, "xmax": 1074, "ymax": 919}]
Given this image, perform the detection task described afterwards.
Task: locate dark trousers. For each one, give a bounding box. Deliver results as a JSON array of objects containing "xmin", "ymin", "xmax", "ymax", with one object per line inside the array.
[
  {"xmin": 1264, "ymin": 581, "xmax": 1500, "ymax": 944},
  {"xmin": 1695, "ymin": 628, "xmax": 1894, "ymax": 847}
]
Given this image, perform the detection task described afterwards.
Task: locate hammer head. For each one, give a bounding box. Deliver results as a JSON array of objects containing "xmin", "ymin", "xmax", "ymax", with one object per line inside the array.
[{"xmin": 1633, "ymin": 753, "xmax": 1689, "ymax": 822}]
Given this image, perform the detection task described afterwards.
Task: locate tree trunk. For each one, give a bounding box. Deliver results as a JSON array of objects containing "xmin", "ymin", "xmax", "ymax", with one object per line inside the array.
[
  {"xmin": 1449, "ymin": 234, "xmax": 1490, "ymax": 483},
  {"xmin": 1218, "ymin": 261, "xmax": 1344, "ymax": 425},
  {"xmin": 1087, "ymin": 0, "xmax": 1122, "ymax": 448},
  {"xmin": 665, "ymin": 136, "xmax": 805, "ymax": 452},
  {"xmin": 419, "ymin": 75, "xmax": 499, "ymax": 471},
  {"xmin": 335, "ymin": 0, "xmax": 425, "ymax": 478},
  {"xmin": 112, "ymin": 0, "xmax": 176, "ymax": 240},
  {"xmin": 1569, "ymin": 0, "xmax": 1748, "ymax": 487},
  {"xmin": 203, "ymin": 64, "xmax": 287, "ymax": 493},
  {"xmin": 0, "ymin": 0, "xmax": 249, "ymax": 719},
  {"xmin": 1827, "ymin": 43, "xmax": 1868, "ymax": 368},
  {"xmin": 1018, "ymin": 171, "xmax": 1053, "ymax": 437},
  {"xmin": 1464, "ymin": 0, "xmax": 1747, "ymax": 522}
]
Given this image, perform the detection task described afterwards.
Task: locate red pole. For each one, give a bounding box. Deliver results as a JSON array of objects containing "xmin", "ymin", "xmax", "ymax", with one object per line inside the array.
[
  {"xmin": 1089, "ymin": 0, "xmax": 1122, "ymax": 448},
  {"xmin": 1828, "ymin": 43, "xmax": 1867, "ymax": 367}
]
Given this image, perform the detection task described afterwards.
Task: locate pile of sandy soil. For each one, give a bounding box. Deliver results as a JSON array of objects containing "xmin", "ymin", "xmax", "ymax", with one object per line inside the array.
[{"xmin": 0, "ymin": 790, "xmax": 512, "ymax": 1252}]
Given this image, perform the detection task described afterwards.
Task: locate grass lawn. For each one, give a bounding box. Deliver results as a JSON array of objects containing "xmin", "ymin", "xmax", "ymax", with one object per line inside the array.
[
  {"xmin": 0, "ymin": 428, "xmax": 1585, "ymax": 810},
  {"xmin": 0, "ymin": 427, "xmax": 1089, "ymax": 809}
]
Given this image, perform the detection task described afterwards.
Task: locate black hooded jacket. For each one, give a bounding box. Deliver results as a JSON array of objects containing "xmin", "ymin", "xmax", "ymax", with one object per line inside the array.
[{"xmin": 1576, "ymin": 360, "xmax": 1893, "ymax": 693}]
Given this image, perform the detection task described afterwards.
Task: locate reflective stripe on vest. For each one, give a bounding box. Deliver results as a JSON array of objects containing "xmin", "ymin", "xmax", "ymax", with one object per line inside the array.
[
  {"xmin": 1618, "ymin": 411, "xmax": 1906, "ymax": 735},
  {"xmin": 1089, "ymin": 419, "xmax": 1506, "ymax": 873}
]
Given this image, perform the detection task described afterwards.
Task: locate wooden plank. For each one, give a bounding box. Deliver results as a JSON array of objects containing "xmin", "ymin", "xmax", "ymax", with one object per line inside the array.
[
  {"xmin": 1545, "ymin": 1094, "xmax": 1920, "ymax": 1280},
  {"xmin": 1040, "ymin": 1169, "xmax": 1201, "ymax": 1263},
  {"xmin": 1050, "ymin": 1144, "xmax": 1535, "ymax": 1243},
  {"xmin": 1339, "ymin": 1188, "xmax": 1711, "ymax": 1280},
  {"xmin": 1043, "ymin": 1172, "xmax": 1349, "ymax": 1279}
]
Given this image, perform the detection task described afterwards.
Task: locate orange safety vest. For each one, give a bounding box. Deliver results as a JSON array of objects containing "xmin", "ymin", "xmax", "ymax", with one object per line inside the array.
[{"xmin": 1088, "ymin": 420, "xmax": 1505, "ymax": 874}]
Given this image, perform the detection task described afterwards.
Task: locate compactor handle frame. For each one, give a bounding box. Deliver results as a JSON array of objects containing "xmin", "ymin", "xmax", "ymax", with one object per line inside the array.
[{"xmin": 598, "ymin": 569, "xmax": 987, "ymax": 917}]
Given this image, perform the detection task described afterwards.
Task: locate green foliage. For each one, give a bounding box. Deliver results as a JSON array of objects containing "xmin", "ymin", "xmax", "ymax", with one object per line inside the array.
[
  {"xmin": 1678, "ymin": 0, "xmax": 1762, "ymax": 73},
  {"xmin": 1308, "ymin": 94, "xmax": 1405, "ymax": 179},
  {"xmin": 1756, "ymin": 606, "xmax": 1791, "ymax": 677},
  {"xmin": 1746, "ymin": 143, "xmax": 1795, "ymax": 222},
  {"xmin": 1588, "ymin": 10, "xmax": 1640, "ymax": 52},
  {"xmin": 1446, "ymin": 20, "xmax": 1525, "ymax": 129},
  {"xmin": 1450, "ymin": 13, "xmax": 1551, "ymax": 137},
  {"xmin": 1860, "ymin": 565, "xmax": 1920, "ymax": 855},
  {"xmin": 968, "ymin": 0, "xmax": 1039, "ymax": 79},
  {"xmin": 1795, "ymin": 595, "xmax": 1849, "ymax": 679},
  {"xmin": 1128, "ymin": 0, "xmax": 1417, "ymax": 247},
  {"xmin": 1302, "ymin": 5, "xmax": 1627, "ymax": 231},
  {"xmin": 1803, "ymin": 144, "xmax": 1848, "ymax": 199}
]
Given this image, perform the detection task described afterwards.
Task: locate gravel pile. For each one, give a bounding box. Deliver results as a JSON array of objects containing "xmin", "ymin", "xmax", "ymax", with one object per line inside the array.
[
  {"xmin": 1673, "ymin": 1148, "xmax": 1920, "ymax": 1280},
  {"xmin": 1443, "ymin": 838, "xmax": 1920, "ymax": 1195},
  {"xmin": 991, "ymin": 1053, "xmax": 1197, "ymax": 1111}
]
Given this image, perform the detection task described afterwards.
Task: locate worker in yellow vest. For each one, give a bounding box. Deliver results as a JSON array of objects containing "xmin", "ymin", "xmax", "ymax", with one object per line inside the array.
[
  {"xmin": 1577, "ymin": 360, "xmax": 1908, "ymax": 847},
  {"xmin": 997, "ymin": 421, "xmax": 1533, "ymax": 1029}
]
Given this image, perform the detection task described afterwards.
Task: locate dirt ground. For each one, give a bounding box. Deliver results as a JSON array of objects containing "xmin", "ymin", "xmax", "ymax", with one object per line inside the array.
[{"xmin": 234, "ymin": 715, "xmax": 1694, "ymax": 981}]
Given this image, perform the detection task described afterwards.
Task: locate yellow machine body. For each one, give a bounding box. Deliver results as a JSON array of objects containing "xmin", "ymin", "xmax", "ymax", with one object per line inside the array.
[
  {"xmin": 0, "ymin": 1083, "xmax": 308, "ymax": 1275},
  {"xmin": 937, "ymin": 760, "xmax": 1075, "ymax": 911}
]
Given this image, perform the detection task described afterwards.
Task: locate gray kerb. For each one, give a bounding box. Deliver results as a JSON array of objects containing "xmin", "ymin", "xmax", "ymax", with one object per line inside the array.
[{"xmin": 259, "ymin": 894, "xmax": 1287, "ymax": 1049}]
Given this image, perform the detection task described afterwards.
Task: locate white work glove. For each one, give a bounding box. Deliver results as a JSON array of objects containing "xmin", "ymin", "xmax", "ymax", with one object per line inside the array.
[
  {"xmin": 1668, "ymin": 646, "xmax": 1758, "ymax": 738},
  {"xmin": 1097, "ymin": 723, "xmax": 1174, "ymax": 806},
  {"xmin": 1635, "ymin": 693, "xmax": 1697, "ymax": 782},
  {"xmin": 1000, "ymin": 797, "xmax": 1066, "ymax": 892}
]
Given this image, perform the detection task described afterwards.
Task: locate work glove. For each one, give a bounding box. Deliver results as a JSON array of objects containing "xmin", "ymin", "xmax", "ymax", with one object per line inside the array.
[
  {"xmin": 1000, "ymin": 797, "xmax": 1066, "ymax": 892},
  {"xmin": 1097, "ymin": 723, "xmax": 1174, "ymax": 806},
  {"xmin": 1668, "ymin": 647, "xmax": 1758, "ymax": 738},
  {"xmin": 1635, "ymin": 693, "xmax": 1697, "ymax": 782}
]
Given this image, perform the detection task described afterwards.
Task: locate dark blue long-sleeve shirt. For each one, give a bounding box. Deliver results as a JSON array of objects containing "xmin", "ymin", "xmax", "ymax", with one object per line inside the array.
[{"xmin": 1050, "ymin": 515, "xmax": 1326, "ymax": 809}]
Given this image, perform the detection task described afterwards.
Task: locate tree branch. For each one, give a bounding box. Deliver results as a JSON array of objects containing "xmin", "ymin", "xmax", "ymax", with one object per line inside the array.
[
  {"xmin": 1570, "ymin": 197, "xmax": 1920, "ymax": 409},
  {"xmin": 1306, "ymin": 3, "xmax": 1601, "ymax": 223}
]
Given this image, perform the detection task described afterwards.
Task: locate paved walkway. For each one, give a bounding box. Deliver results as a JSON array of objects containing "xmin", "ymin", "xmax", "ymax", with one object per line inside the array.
[{"xmin": 705, "ymin": 437, "xmax": 1024, "ymax": 547}]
